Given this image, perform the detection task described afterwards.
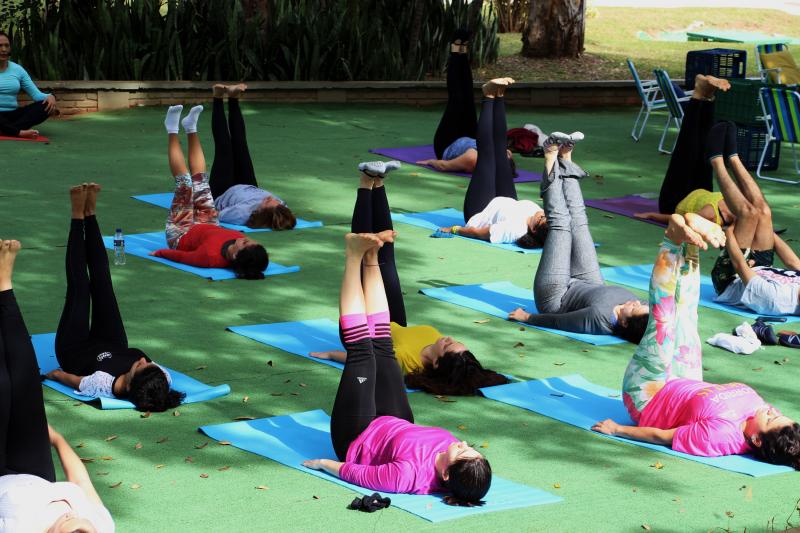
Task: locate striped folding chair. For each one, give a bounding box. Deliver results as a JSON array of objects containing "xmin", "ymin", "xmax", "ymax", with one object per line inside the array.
[
  {"xmin": 755, "ymin": 43, "xmax": 790, "ymax": 83},
  {"xmin": 627, "ymin": 59, "xmax": 667, "ymax": 141},
  {"xmin": 758, "ymin": 86, "xmax": 800, "ymax": 184},
  {"xmin": 653, "ymin": 69, "xmax": 691, "ymax": 154}
]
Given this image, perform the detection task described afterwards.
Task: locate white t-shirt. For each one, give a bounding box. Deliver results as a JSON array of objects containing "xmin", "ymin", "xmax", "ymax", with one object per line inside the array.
[
  {"xmin": 465, "ymin": 197, "xmax": 543, "ymax": 243},
  {"xmin": 715, "ymin": 266, "xmax": 800, "ymax": 316},
  {"xmin": 0, "ymin": 474, "xmax": 114, "ymax": 532}
]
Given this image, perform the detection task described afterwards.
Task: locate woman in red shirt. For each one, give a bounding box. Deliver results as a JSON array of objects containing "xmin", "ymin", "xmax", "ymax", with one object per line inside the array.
[{"xmin": 152, "ymin": 105, "xmax": 268, "ymax": 280}]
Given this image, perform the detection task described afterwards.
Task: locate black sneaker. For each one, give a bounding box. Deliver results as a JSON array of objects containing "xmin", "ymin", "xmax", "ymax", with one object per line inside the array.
[
  {"xmin": 751, "ymin": 319, "xmax": 779, "ymax": 345},
  {"xmin": 779, "ymin": 331, "xmax": 800, "ymax": 349}
]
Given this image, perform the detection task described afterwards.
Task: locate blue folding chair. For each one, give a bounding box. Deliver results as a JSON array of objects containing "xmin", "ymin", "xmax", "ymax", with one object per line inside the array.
[
  {"xmin": 653, "ymin": 68, "xmax": 691, "ymax": 154},
  {"xmin": 758, "ymin": 86, "xmax": 800, "ymax": 184},
  {"xmin": 627, "ymin": 59, "xmax": 667, "ymax": 141},
  {"xmin": 755, "ymin": 43, "xmax": 790, "ymax": 84}
]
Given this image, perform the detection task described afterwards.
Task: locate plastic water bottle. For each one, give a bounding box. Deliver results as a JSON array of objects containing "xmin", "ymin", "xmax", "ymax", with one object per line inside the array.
[{"xmin": 113, "ymin": 228, "xmax": 126, "ymax": 266}]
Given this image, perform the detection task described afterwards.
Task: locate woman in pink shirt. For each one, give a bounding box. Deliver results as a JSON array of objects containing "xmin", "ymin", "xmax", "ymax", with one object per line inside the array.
[
  {"xmin": 302, "ymin": 197, "xmax": 492, "ymax": 504},
  {"xmin": 592, "ymin": 213, "xmax": 799, "ymax": 469}
]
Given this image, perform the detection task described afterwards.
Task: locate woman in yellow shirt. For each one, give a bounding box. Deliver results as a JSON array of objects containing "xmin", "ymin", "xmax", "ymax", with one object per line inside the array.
[
  {"xmin": 311, "ymin": 162, "xmax": 508, "ymax": 396},
  {"xmin": 635, "ymin": 188, "xmax": 734, "ymax": 226}
]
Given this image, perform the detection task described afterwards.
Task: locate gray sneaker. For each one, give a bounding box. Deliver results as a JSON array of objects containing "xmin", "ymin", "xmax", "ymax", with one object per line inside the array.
[{"xmin": 358, "ymin": 160, "xmax": 401, "ymax": 178}]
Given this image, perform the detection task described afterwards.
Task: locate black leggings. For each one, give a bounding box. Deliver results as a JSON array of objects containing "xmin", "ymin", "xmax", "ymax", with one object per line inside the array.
[
  {"xmin": 209, "ymin": 98, "xmax": 258, "ymax": 199},
  {"xmin": 330, "ymin": 336, "xmax": 413, "ymax": 461},
  {"xmin": 0, "ymin": 101, "xmax": 49, "ymax": 137},
  {"xmin": 658, "ymin": 99, "xmax": 715, "ymax": 214},
  {"xmin": 350, "ymin": 186, "xmax": 407, "ymax": 327},
  {"xmin": 463, "ymin": 97, "xmax": 517, "ymax": 221},
  {"xmin": 433, "ymin": 52, "xmax": 478, "ymax": 160},
  {"xmin": 55, "ymin": 216, "xmax": 128, "ymax": 376},
  {"xmin": 0, "ymin": 290, "xmax": 55, "ymax": 481}
]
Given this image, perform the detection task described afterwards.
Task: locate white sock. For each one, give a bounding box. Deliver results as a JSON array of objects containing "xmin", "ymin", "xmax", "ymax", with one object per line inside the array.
[
  {"xmin": 164, "ymin": 105, "xmax": 183, "ymax": 134},
  {"xmin": 181, "ymin": 105, "xmax": 204, "ymax": 134},
  {"xmin": 734, "ymin": 322, "xmax": 761, "ymax": 347},
  {"xmin": 707, "ymin": 333, "xmax": 760, "ymax": 355}
]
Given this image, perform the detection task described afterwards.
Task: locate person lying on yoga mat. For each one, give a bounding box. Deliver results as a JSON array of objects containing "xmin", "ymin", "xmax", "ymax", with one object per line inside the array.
[
  {"xmin": 0, "ymin": 240, "xmax": 114, "ymax": 532},
  {"xmin": 45, "ymin": 184, "xmax": 185, "ymax": 412},
  {"xmin": 416, "ymin": 37, "xmax": 515, "ymax": 175},
  {"xmin": 0, "ymin": 31, "xmax": 57, "ymax": 139},
  {"xmin": 151, "ymin": 104, "xmax": 269, "ymax": 279},
  {"xmin": 302, "ymin": 230, "xmax": 492, "ymax": 505},
  {"xmin": 436, "ymin": 78, "xmax": 546, "ymax": 249},
  {"xmin": 507, "ymin": 136, "xmax": 649, "ymax": 343},
  {"xmin": 592, "ymin": 214, "xmax": 799, "ymax": 469},
  {"xmin": 704, "ymin": 121, "xmax": 800, "ymax": 317},
  {"xmin": 209, "ymin": 84, "xmax": 296, "ymax": 230},
  {"xmin": 634, "ymin": 75, "xmax": 735, "ymax": 227},
  {"xmin": 310, "ymin": 161, "xmax": 508, "ymax": 395}
]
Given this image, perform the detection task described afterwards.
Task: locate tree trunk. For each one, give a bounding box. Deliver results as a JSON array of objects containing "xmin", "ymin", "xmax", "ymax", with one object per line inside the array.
[
  {"xmin": 521, "ymin": 0, "xmax": 585, "ymax": 58},
  {"xmin": 408, "ymin": 0, "xmax": 426, "ymax": 59}
]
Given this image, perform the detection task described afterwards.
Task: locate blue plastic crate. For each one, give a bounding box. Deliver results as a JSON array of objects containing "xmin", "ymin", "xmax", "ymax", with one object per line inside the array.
[{"xmin": 684, "ymin": 48, "xmax": 747, "ymax": 89}]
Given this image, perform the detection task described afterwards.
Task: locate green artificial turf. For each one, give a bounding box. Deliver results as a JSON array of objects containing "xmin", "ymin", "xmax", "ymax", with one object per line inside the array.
[{"xmin": 2, "ymin": 102, "xmax": 800, "ymax": 532}]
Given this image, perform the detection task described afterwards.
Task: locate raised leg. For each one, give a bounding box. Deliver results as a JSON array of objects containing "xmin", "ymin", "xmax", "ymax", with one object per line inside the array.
[
  {"xmin": 190, "ymin": 172, "xmax": 219, "ymax": 226},
  {"xmin": 433, "ymin": 51, "xmax": 477, "ymax": 160},
  {"xmin": 463, "ymin": 97, "xmax": 497, "ymax": 221},
  {"xmin": 370, "ymin": 183, "xmax": 407, "ymax": 327},
  {"xmin": 209, "ymin": 95, "xmax": 237, "ymax": 199},
  {"xmin": 227, "ymin": 93, "xmax": 258, "ymax": 187},
  {"xmin": 492, "ymin": 95, "xmax": 517, "ymax": 200},
  {"xmin": 559, "ymin": 147, "xmax": 602, "ymax": 284},
  {"xmin": 165, "ymin": 174, "xmax": 194, "ymax": 249}
]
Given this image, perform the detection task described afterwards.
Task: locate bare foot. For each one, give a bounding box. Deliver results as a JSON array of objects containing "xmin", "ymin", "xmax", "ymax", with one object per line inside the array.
[
  {"xmin": 212, "ymin": 84, "xmax": 227, "ymax": 98},
  {"xmin": 693, "ymin": 74, "xmax": 730, "ymax": 100},
  {"xmin": 0, "ymin": 240, "xmax": 21, "ymax": 291},
  {"xmin": 482, "ymin": 78, "xmax": 509, "ymax": 98},
  {"xmin": 84, "ymin": 183, "xmax": 102, "ymax": 217},
  {"xmin": 665, "ymin": 214, "xmax": 706, "ymax": 249},
  {"xmin": 685, "ymin": 212, "xmax": 726, "ymax": 249},
  {"xmin": 376, "ymin": 230, "xmax": 397, "ymax": 244},
  {"xmin": 70, "ymin": 184, "xmax": 88, "ymax": 220},
  {"xmin": 18, "ymin": 129, "xmax": 39, "ymax": 139},
  {"xmin": 345, "ymin": 233, "xmax": 383, "ymax": 256},
  {"xmin": 227, "ymin": 84, "xmax": 248, "ymax": 99}
]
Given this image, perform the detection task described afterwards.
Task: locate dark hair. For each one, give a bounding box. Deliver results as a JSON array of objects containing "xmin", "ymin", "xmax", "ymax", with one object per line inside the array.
[
  {"xmin": 404, "ymin": 351, "xmax": 508, "ymax": 396},
  {"xmin": 230, "ymin": 244, "xmax": 268, "ymax": 280},
  {"xmin": 246, "ymin": 204, "xmax": 297, "ymax": 230},
  {"xmin": 752, "ymin": 423, "xmax": 800, "ymax": 470},
  {"xmin": 444, "ymin": 457, "xmax": 492, "ymax": 506},
  {"xmin": 515, "ymin": 220, "xmax": 548, "ymax": 249},
  {"xmin": 612, "ymin": 312, "xmax": 649, "ymax": 344},
  {"xmin": 128, "ymin": 366, "xmax": 185, "ymax": 412}
]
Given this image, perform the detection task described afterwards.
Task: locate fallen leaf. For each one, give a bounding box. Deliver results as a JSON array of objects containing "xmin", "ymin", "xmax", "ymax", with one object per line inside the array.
[
  {"xmin": 266, "ymin": 360, "xmax": 273, "ymax": 367},
  {"xmin": 100, "ymin": 456, "xmax": 114, "ymax": 461},
  {"xmin": 774, "ymin": 360, "xmax": 784, "ymax": 366},
  {"xmin": 156, "ymin": 437, "xmax": 168, "ymax": 444},
  {"xmin": 95, "ymin": 471, "xmax": 109, "ymax": 476},
  {"xmin": 173, "ymin": 410, "xmax": 181, "ymax": 417},
  {"xmin": 155, "ymin": 464, "xmax": 165, "ymax": 469},
  {"xmin": 242, "ymin": 396, "xmax": 249, "ymax": 403},
  {"xmin": 553, "ymin": 483, "xmax": 561, "ymax": 489},
  {"xmin": 725, "ymin": 511, "xmax": 734, "ymax": 518},
  {"xmin": 80, "ymin": 457, "xmax": 95, "ymax": 463},
  {"xmin": 76, "ymin": 442, "xmax": 86, "ymax": 448},
  {"xmin": 194, "ymin": 442, "xmax": 209, "ymax": 449},
  {"xmin": 703, "ymin": 366, "xmax": 711, "ymax": 372},
  {"xmin": 312, "ymin": 495, "xmax": 320, "ymax": 500},
  {"xmin": 473, "ymin": 319, "xmax": 490, "ymax": 324},
  {"xmin": 109, "ymin": 481, "xmax": 122, "ymax": 489},
  {"xmin": 134, "ymin": 442, "xmax": 143, "ymax": 450},
  {"xmin": 73, "ymin": 402, "xmax": 83, "ymax": 407},
  {"xmin": 632, "ymin": 487, "xmax": 638, "ymax": 492},
  {"xmin": 479, "ymin": 442, "xmax": 489, "ymax": 448},
  {"xmin": 519, "ymin": 327, "xmax": 525, "ymax": 331},
  {"xmin": 752, "ymin": 367, "xmax": 763, "ymax": 372},
  {"xmin": 105, "ymin": 435, "xmax": 117, "ymax": 442},
  {"xmin": 299, "ymin": 383, "xmax": 307, "ymax": 388},
  {"xmin": 603, "ymin": 214, "xmax": 614, "ymax": 219},
  {"xmin": 185, "ymin": 457, "xmax": 194, "ymax": 463},
  {"xmin": 291, "ymin": 392, "xmax": 299, "ymax": 396},
  {"xmin": 131, "ymin": 483, "xmax": 141, "ymax": 489},
  {"xmin": 651, "ymin": 462, "xmax": 664, "ymax": 470},
  {"xmin": 672, "ymin": 497, "xmax": 681, "ymax": 503},
  {"xmin": 513, "ymin": 342, "xmax": 524, "ymax": 348},
  {"xmin": 744, "ymin": 486, "xmax": 753, "ymax": 501},
  {"xmin": 284, "ymin": 379, "xmax": 291, "ymax": 383},
  {"xmin": 641, "ymin": 525, "xmax": 651, "ymax": 531},
  {"xmin": 234, "ymin": 416, "xmax": 256, "ymax": 421},
  {"xmin": 217, "ymin": 466, "xmax": 231, "ymax": 471},
  {"xmin": 434, "ymin": 395, "xmax": 457, "ymax": 403},
  {"xmin": 218, "ymin": 441, "xmax": 232, "ymax": 446},
  {"xmin": 553, "ymin": 362, "xmax": 565, "ymax": 366},
  {"xmin": 457, "ymin": 424, "xmax": 467, "ymax": 430},
  {"xmin": 581, "ymin": 349, "xmax": 589, "ymax": 353},
  {"xmin": 200, "ymin": 473, "xmax": 209, "ymax": 479},
  {"xmin": 195, "ymin": 365, "xmax": 207, "ymax": 370},
  {"xmin": 140, "ymin": 412, "xmax": 151, "ymax": 419},
  {"xmin": 271, "ymin": 392, "xmax": 283, "ymax": 396},
  {"xmin": 256, "ymin": 485, "xmax": 270, "ymax": 490}
]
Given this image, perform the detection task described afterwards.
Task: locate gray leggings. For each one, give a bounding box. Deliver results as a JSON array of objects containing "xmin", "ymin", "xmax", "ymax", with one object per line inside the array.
[{"xmin": 534, "ymin": 159, "xmax": 602, "ymax": 313}]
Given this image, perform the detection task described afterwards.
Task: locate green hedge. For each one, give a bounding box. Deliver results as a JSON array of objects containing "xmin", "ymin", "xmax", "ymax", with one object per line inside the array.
[{"xmin": 4, "ymin": 0, "xmax": 498, "ymax": 81}]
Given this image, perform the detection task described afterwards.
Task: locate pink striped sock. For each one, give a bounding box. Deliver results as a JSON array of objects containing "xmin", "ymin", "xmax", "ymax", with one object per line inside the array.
[
  {"xmin": 367, "ymin": 311, "xmax": 392, "ymax": 339},
  {"xmin": 340, "ymin": 313, "xmax": 370, "ymax": 344}
]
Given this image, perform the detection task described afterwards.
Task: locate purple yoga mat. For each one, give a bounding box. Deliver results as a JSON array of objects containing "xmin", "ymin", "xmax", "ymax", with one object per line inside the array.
[
  {"xmin": 584, "ymin": 194, "xmax": 666, "ymax": 227},
  {"xmin": 369, "ymin": 144, "xmax": 541, "ymax": 183}
]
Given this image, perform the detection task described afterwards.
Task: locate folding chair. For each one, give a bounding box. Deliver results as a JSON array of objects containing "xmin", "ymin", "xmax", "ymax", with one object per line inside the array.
[
  {"xmin": 627, "ymin": 59, "xmax": 666, "ymax": 141},
  {"xmin": 758, "ymin": 86, "xmax": 800, "ymax": 184},
  {"xmin": 755, "ymin": 43, "xmax": 791, "ymax": 84},
  {"xmin": 653, "ymin": 69, "xmax": 691, "ymax": 154}
]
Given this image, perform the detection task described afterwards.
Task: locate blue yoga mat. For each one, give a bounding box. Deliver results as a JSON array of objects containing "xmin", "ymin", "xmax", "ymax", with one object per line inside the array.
[
  {"xmin": 600, "ymin": 264, "xmax": 800, "ymax": 322},
  {"xmin": 132, "ymin": 193, "xmax": 323, "ymax": 233},
  {"xmin": 199, "ymin": 409, "xmax": 562, "ymax": 522},
  {"xmin": 480, "ymin": 374, "xmax": 794, "ymax": 477},
  {"xmin": 391, "ymin": 209, "xmax": 542, "ymax": 254},
  {"xmin": 101, "ymin": 232, "xmax": 300, "ymax": 281},
  {"xmin": 227, "ymin": 319, "xmax": 345, "ymax": 370},
  {"xmin": 32, "ymin": 333, "xmax": 231, "ymax": 410},
  {"xmin": 420, "ymin": 282, "xmax": 626, "ymax": 346}
]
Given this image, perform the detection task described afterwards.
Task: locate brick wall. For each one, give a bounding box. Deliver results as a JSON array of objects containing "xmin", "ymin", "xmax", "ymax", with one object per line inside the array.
[{"xmin": 19, "ymin": 81, "xmax": 644, "ymax": 116}]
